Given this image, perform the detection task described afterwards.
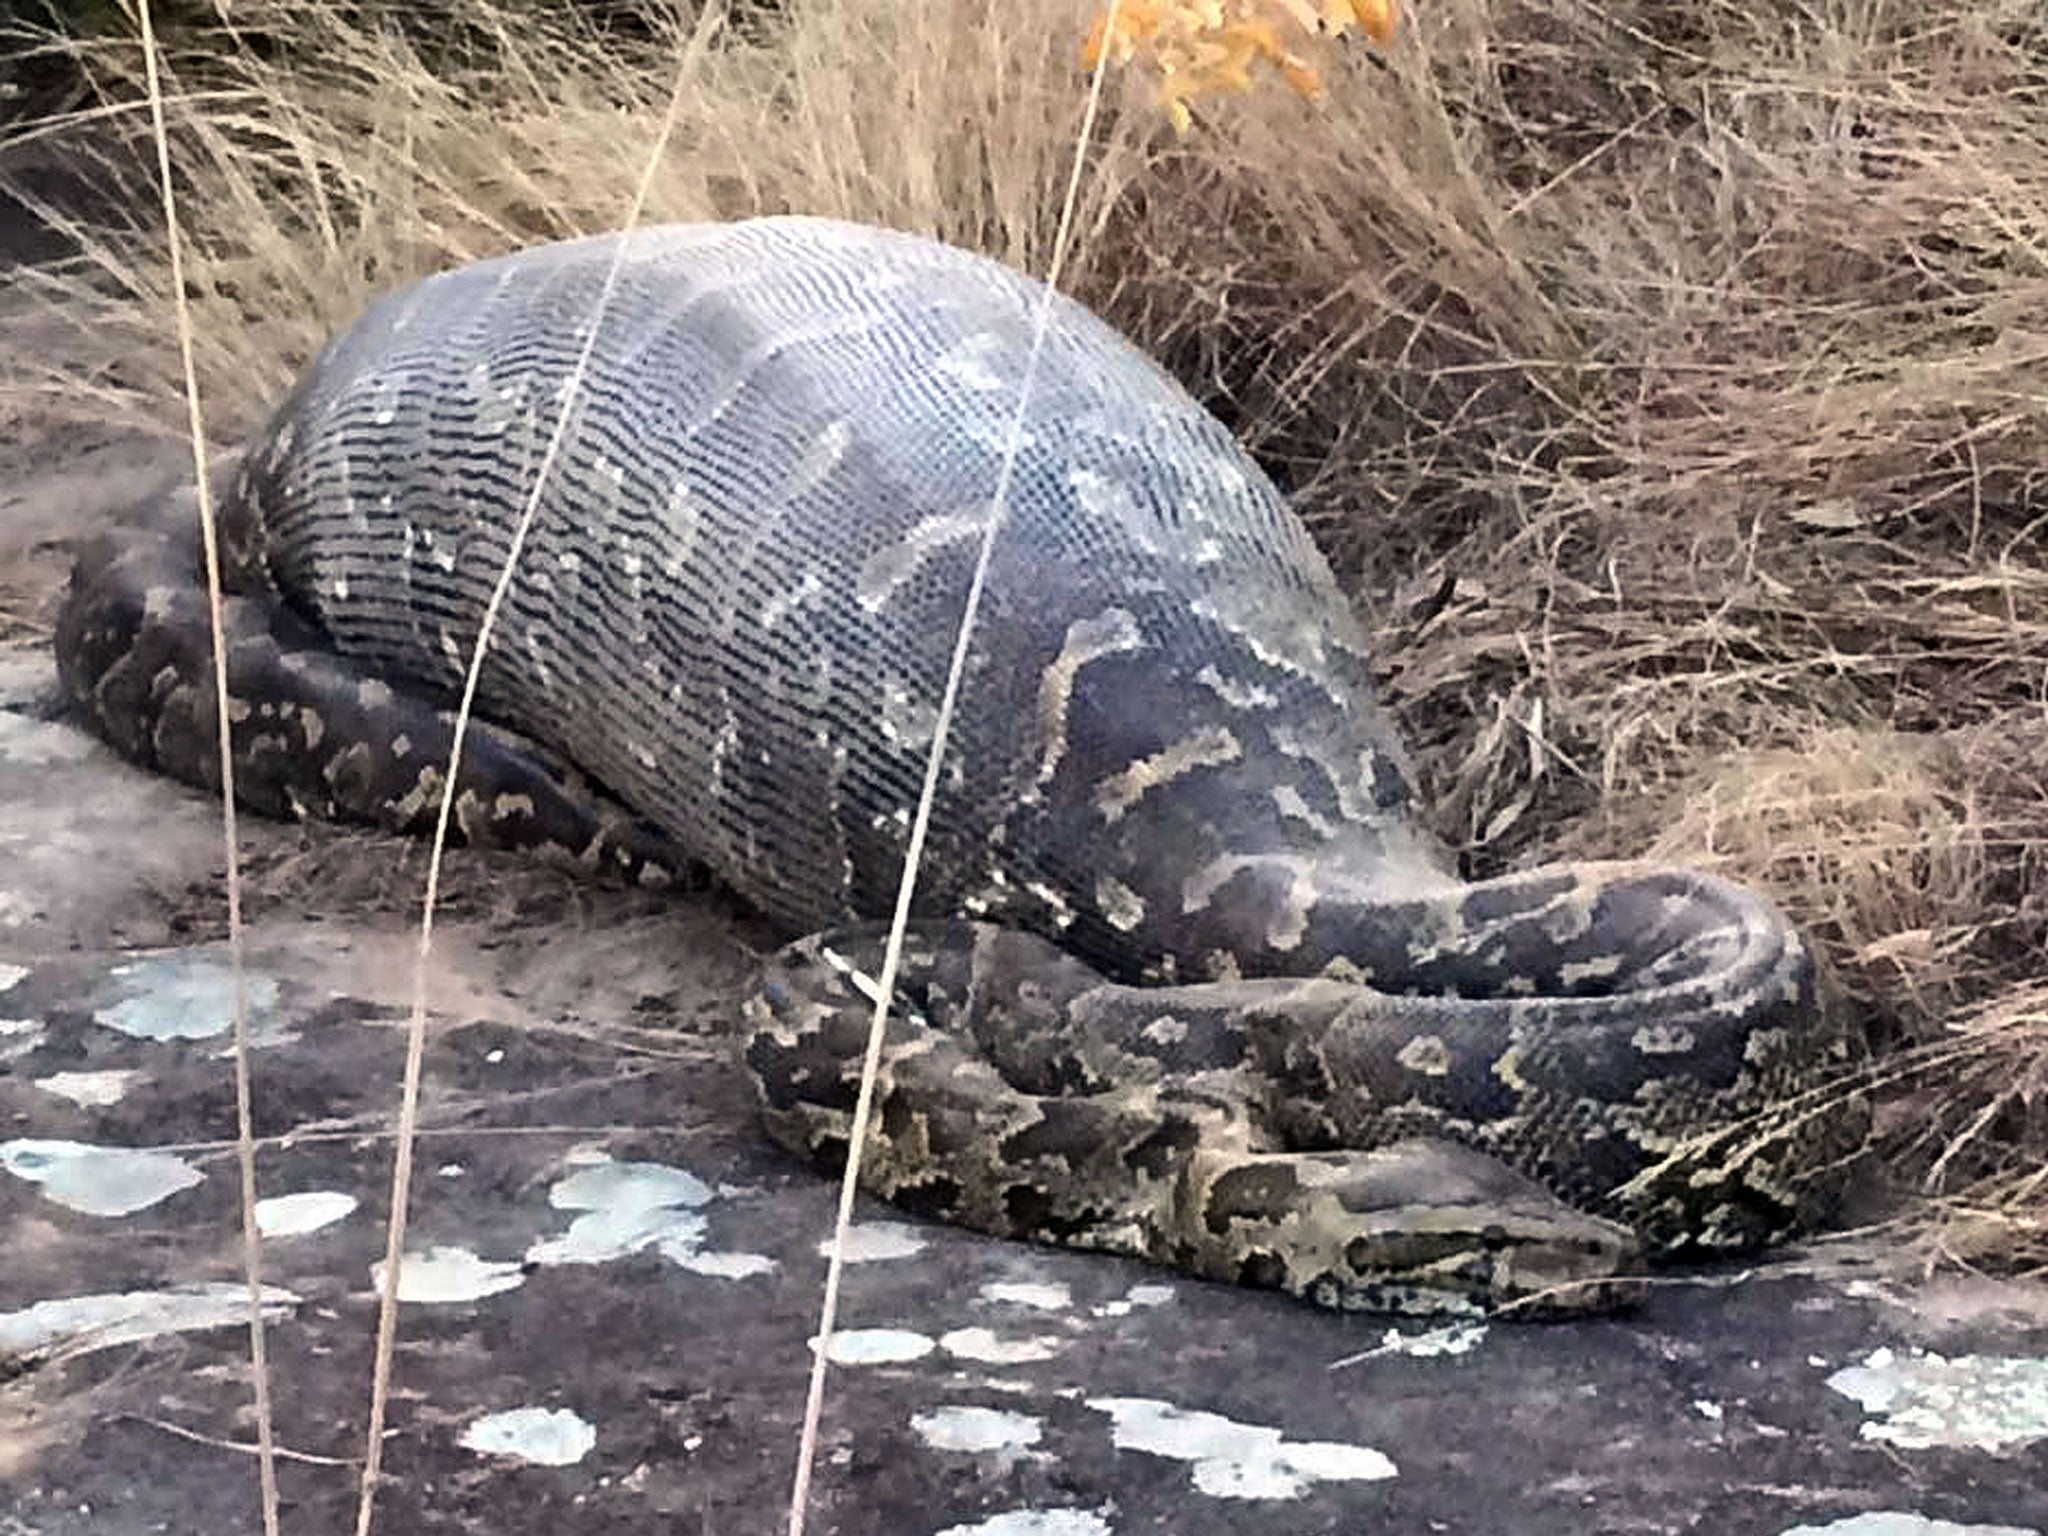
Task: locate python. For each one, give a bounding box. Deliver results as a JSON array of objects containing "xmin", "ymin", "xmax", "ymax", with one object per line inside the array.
[{"xmin": 55, "ymin": 217, "xmax": 1868, "ymax": 1316}]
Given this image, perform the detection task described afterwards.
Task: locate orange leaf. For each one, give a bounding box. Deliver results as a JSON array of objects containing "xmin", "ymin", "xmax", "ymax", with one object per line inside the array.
[{"xmin": 1349, "ymin": 0, "xmax": 1399, "ymax": 45}]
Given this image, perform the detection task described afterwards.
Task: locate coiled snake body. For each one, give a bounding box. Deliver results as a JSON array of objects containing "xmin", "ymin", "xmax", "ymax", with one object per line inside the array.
[{"xmin": 55, "ymin": 218, "xmax": 1867, "ymax": 1316}]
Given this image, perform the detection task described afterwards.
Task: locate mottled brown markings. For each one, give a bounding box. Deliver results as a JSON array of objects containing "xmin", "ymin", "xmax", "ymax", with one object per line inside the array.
[
  {"xmin": 1270, "ymin": 784, "xmax": 1335, "ymax": 840},
  {"xmin": 1204, "ymin": 1163, "xmax": 1302, "ymax": 1233},
  {"xmin": 1093, "ymin": 874, "xmax": 1146, "ymax": 933},
  {"xmin": 660, "ymin": 482, "xmax": 703, "ymax": 571},
  {"xmin": 383, "ymin": 759, "xmax": 443, "ymax": 825},
  {"xmin": 852, "ymin": 510, "xmax": 989, "ymax": 615},
  {"xmin": 933, "ymin": 332, "xmax": 1007, "ymax": 392},
  {"xmin": 1093, "ymin": 726, "xmax": 1242, "ymax": 826},
  {"xmin": 1065, "ymin": 469, "xmax": 1164, "ymax": 559},
  {"xmin": 1140, "ymin": 1015, "xmax": 1188, "ymax": 1047},
  {"xmin": 760, "ymin": 570, "xmax": 824, "ymax": 632},
  {"xmin": 789, "ymin": 418, "xmax": 853, "ymax": 498},
  {"xmin": 142, "ymin": 584, "xmax": 179, "ymax": 624},
  {"xmin": 1267, "ymin": 721, "xmax": 1377, "ymax": 828},
  {"xmin": 1394, "ymin": 1035, "xmax": 1452, "ymax": 1077},
  {"xmin": 1178, "ymin": 852, "xmax": 1320, "ymax": 952},
  {"xmin": 878, "ymin": 678, "xmax": 938, "ymax": 751},
  {"xmin": 1034, "ymin": 608, "xmax": 1144, "ymax": 787},
  {"xmin": 1193, "ymin": 662, "xmax": 1277, "ymax": 711},
  {"xmin": 1188, "ymin": 596, "xmax": 1335, "ymax": 688},
  {"xmin": 1022, "ymin": 880, "xmax": 1076, "ymax": 930}
]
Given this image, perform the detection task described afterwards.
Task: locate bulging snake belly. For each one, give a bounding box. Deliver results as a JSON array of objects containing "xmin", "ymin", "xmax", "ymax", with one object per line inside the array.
[{"xmin": 53, "ymin": 217, "xmax": 1869, "ymax": 1317}]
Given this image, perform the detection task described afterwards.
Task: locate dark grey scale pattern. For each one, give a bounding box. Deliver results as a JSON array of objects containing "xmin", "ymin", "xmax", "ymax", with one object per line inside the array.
[{"xmin": 230, "ymin": 218, "xmax": 1442, "ymax": 955}]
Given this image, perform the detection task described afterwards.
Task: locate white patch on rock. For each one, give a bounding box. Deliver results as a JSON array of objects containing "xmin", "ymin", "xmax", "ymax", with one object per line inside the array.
[
  {"xmin": 531, "ymin": 1157, "xmax": 717, "ymax": 1266},
  {"xmin": 818, "ymin": 1222, "xmax": 928, "ymax": 1263},
  {"xmin": 1826, "ymin": 1347, "xmax": 2048, "ymax": 1452},
  {"xmin": 0, "ymin": 1283, "xmax": 299, "ymax": 1357},
  {"xmin": 1, "ymin": 1139, "xmax": 202, "ymax": 1216},
  {"xmin": 373, "ymin": 1245, "xmax": 526, "ymax": 1304},
  {"xmin": 1780, "ymin": 1517, "xmax": 2040, "ymax": 1536},
  {"xmin": 813, "ymin": 1328, "xmax": 936, "ymax": 1365},
  {"xmin": 34, "ymin": 1070, "xmax": 141, "ymax": 1107},
  {"xmin": 933, "ymin": 1512, "xmax": 1113, "ymax": 1536},
  {"xmin": 1087, "ymin": 1397, "xmax": 1396, "ymax": 1499},
  {"xmin": 460, "ymin": 1407, "xmax": 597, "ymax": 1467},
  {"xmin": 529, "ymin": 1205, "xmax": 707, "ymax": 1266},
  {"xmin": 94, "ymin": 951, "xmax": 281, "ymax": 1042},
  {"xmin": 0, "ymin": 714, "xmax": 95, "ymax": 765},
  {"xmin": 911, "ymin": 1405, "xmax": 1044, "ymax": 1454},
  {"xmin": 255, "ymin": 1190, "xmax": 358, "ymax": 1237},
  {"xmin": 0, "ymin": 963, "xmax": 27, "ymax": 993},
  {"xmin": 941, "ymin": 1327, "xmax": 1064, "ymax": 1365},
  {"xmin": 674, "ymin": 1250, "xmax": 777, "ymax": 1280},
  {"xmin": 1092, "ymin": 1283, "xmax": 1177, "ymax": 1318},
  {"xmin": 980, "ymin": 1282, "xmax": 1072, "ymax": 1312}
]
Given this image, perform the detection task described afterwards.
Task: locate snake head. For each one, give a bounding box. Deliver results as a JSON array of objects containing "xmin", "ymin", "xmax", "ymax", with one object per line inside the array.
[{"xmin": 1179, "ymin": 1136, "xmax": 1648, "ymax": 1319}]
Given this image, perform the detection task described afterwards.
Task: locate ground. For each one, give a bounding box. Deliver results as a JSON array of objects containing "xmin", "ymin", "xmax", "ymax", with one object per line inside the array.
[{"xmin": 3, "ymin": 320, "xmax": 2047, "ymax": 1536}]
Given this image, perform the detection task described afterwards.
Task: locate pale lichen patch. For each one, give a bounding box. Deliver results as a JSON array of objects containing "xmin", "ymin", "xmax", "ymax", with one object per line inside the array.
[
  {"xmin": 1086, "ymin": 1396, "xmax": 1396, "ymax": 1499},
  {"xmin": 1, "ymin": 1139, "xmax": 202, "ymax": 1217},
  {"xmin": 461, "ymin": 1407, "xmax": 597, "ymax": 1467},
  {"xmin": 912, "ymin": 1405, "xmax": 1043, "ymax": 1454}
]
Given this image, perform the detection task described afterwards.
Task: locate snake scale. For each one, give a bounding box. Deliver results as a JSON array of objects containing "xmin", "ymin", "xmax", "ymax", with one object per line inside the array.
[{"xmin": 55, "ymin": 217, "xmax": 1868, "ymax": 1317}]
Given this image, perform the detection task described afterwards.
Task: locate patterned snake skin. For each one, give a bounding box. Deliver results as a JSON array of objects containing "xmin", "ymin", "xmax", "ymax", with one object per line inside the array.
[{"xmin": 54, "ymin": 217, "xmax": 1868, "ymax": 1317}]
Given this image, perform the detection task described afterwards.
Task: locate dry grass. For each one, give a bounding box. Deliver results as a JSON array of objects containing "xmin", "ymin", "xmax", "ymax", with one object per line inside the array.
[{"xmin": 2, "ymin": 0, "xmax": 2045, "ymax": 1270}]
